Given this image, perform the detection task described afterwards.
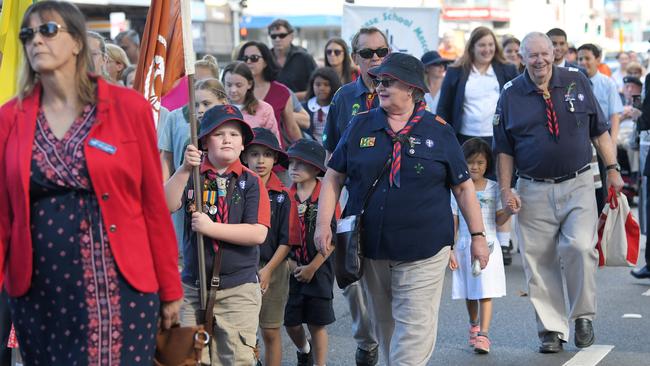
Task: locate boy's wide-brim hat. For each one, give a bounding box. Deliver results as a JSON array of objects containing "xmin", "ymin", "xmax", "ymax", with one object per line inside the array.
[
  {"xmin": 250, "ymin": 127, "xmax": 289, "ymax": 168},
  {"xmin": 198, "ymin": 105, "xmax": 254, "ymax": 146},
  {"xmin": 368, "ymin": 52, "xmax": 429, "ymax": 93},
  {"xmin": 286, "ymin": 139, "xmax": 326, "ymax": 176}
]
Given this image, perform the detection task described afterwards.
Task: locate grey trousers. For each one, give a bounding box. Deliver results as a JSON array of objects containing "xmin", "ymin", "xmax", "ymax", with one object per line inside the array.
[
  {"xmin": 516, "ymin": 171, "xmax": 598, "ymax": 342},
  {"xmin": 362, "ymin": 247, "xmax": 449, "ymax": 366}
]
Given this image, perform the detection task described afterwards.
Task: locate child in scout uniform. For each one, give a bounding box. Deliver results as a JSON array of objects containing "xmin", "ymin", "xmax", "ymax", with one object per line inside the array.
[
  {"xmin": 284, "ymin": 139, "xmax": 338, "ymax": 366},
  {"xmin": 164, "ymin": 105, "xmax": 271, "ymax": 366},
  {"xmin": 242, "ymin": 127, "xmax": 300, "ymax": 366}
]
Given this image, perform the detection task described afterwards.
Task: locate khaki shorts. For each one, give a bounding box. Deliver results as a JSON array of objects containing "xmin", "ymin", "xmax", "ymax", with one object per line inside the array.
[{"xmin": 259, "ymin": 260, "xmax": 290, "ymax": 328}]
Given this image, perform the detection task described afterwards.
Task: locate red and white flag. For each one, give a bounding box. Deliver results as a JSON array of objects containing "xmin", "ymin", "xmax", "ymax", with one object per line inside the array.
[{"xmin": 134, "ymin": 0, "xmax": 187, "ymax": 126}]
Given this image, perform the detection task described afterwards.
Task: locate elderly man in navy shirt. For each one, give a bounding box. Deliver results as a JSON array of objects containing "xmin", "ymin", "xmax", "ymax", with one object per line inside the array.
[{"xmin": 493, "ymin": 32, "xmax": 623, "ymax": 354}]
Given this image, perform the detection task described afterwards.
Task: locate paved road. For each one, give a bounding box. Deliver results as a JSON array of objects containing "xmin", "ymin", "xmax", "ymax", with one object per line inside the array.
[{"xmin": 274, "ymin": 241, "xmax": 650, "ymax": 365}]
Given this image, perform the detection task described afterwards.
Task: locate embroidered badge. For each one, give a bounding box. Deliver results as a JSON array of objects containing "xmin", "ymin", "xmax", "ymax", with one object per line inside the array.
[
  {"xmin": 424, "ymin": 139, "xmax": 433, "ymax": 148},
  {"xmin": 351, "ymin": 103, "xmax": 360, "ymax": 116},
  {"xmin": 435, "ymin": 115, "xmax": 447, "ymax": 125},
  {"xmin": 239, "ymin": 180, "xmax": 246, "ymax": 190},
  {"xmin": 359, "ymin": 137, "xmax": 376, "ymax": 148},
  {"xmin": 414, "ymin": 163, "xmax": 424, "ymax": 174},
  {"xmin": 578, "ymin": 93, "xmax": 585, "ymax": 101},
  {"xmin": 232, "ymin": 192, "xmax": 241, "ymax": 205},
  {"xmin": 277, "ymin": 194, "xmax": 285, "ymax": 203},
  {"xmin": 492, "ymin": 114, "xmax": 500, "ymax": 126}
]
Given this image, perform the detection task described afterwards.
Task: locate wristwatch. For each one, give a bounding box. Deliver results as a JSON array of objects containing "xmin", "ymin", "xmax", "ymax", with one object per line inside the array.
[
  {"xmin": 470, "ymin": 231, "xmax": 486, "ymax": 238},
  {"xmin": 605, "ymin": 163, "xmax": 621, "ymax": 172}
]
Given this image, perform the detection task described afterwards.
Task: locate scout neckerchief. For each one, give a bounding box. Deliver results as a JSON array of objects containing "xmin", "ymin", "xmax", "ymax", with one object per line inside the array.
[
  {"xmin": 292, "ymin": 181, "xmax": 320, "ymax": 265},
  {"xmin": 384, "ymin": 102, "xmax": 426, "ymax": 188},
  {"xmin": 203, "ymin": 171, "xmax": 237, "ymax": 252},
  {"xmin": 538, "ymin": 88, "xmax": 559, "ymax": 141}
]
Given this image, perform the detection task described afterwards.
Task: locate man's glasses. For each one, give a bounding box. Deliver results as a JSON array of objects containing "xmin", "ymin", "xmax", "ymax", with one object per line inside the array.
[
  {"xmin": 240, "ymin": 55, "xmax": 262, "ymax": 63},
  {"xmin": 326, "ymin": 49, "xmax": 343, "ymax": 56},
  {"xmin": 357, "ymin": 47, "xmax": 389, "ymax": 59},
  {"xmin": 372, "ymin": 78, "xmax": 396, "ymax": 88},
  {"xmin": 19, "ymin": 22, "xmax": 66, "ymax": 44},
  {"xmin": 270, "ymin": 32, "xmax": 291, "ymax": 40}
]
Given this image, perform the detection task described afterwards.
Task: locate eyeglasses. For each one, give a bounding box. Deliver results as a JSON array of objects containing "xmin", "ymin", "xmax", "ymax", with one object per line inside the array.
[
  {"xmin": 372, "ymin": 78, "xmax": 396, "ymax": 88},
  {"xmin": 270, "ymin": 32, "xmax": 292, "ymax": 40},
  {"xmin": 19, "ymin": 22, "xmax": 66, "ymax": 44},
  {"xmin": 326, "ymin": 49, "xmax": 343, "ymax": 56},
  {"xmin": 240, "ymin": 55, "xmax": 262, "ymax": 63},
  {"xmin": 357, "ymin": 47, "xmax": 389, "ymax": 59}
]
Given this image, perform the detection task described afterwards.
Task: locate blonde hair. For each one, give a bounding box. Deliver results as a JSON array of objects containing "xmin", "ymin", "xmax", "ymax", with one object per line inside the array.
[
  {"xmin": 19, "ymin": 1, "xmax": 96, "ymax": 104},
  {"xmin": 105, "ymin": 43, "xmax": 130, "ymax": 80},
  {"xmin": 195, "ymin": 55, "xmax": 219, "ymax": 78},
  {"xmin": 195, "ymin": 78, "xmax": 227, "ymax": 102},
  {"xmin": 625, "ymin": 62, "xmax": 644, "ymax": 76}
]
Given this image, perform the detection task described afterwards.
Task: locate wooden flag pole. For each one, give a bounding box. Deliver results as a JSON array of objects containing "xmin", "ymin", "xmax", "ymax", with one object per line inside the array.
[{"xmin": 180, "ymin": 0, "xmax": 208, "ymax": 310}]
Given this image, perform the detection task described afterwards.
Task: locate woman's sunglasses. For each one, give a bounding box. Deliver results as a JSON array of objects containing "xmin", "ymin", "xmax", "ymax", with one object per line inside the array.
[
  {"xmin": 357, "ymin": 47, "xmax": 389, "ymax": 59},
  {"xmin": 19, "ymin": 22, "xmax": 66, "ymax": 44},
  {"xmin": 326, "ymin": 49, "xmax": 344, "ymax": 56},
  {"xmin": 372, "ymin": 78, "xmax": 396, "ymax": 88},
  {"xmin": 240, "ymin": 55, "xmax": 262, "ymax": 63}
]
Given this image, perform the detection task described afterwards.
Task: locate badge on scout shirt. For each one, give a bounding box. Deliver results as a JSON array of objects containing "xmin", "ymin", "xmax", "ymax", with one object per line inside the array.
[
  {"xmin": 216, "ymin": 177, "xmax": 227, "ymax": 195},
  {"xmin": 425, "ymin": 139, "xmax": 434, "ymax": 148},
  {"xmin": 297, "ymin": 203, "xmax": 307, "ymax": 216},
  {"xmin": 277, "ymin": 195, "xmax": 285, "ymax": 203},
  {"xmin": 578, "ymin": 93, "xmax": 584, "ymax": 101},
  {"xmin": 414, "ymin": 163, "xmax": 424, "ymax": 174},
  {"xmin": 239, "ymin": 180, "xmax": 246, "ymax": 190},
  {"xmin": 359, "ymin": 137, "xmax": 376, "ymax": 148},
  {"xmin": 351, "ymin": 103, "xmax": 360, "ymax": 116}
]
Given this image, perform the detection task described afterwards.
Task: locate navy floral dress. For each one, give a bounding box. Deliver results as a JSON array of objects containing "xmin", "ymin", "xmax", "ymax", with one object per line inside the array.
[{"xmin": 8, "ymin": 106, "xmax": 160, "ymax": 366}]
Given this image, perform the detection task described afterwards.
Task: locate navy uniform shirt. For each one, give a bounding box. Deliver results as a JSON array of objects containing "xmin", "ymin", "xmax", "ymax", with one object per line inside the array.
[
  {"xmin": 288, "ymin": 181, "xmax": 338, "ymax": 299},
  {"xmin": 493, "ymin": 66, "xmax": 609, "ymax": 178},
  {"xmin": 182, "ymin": 160, "xmax": 271, "ymax": 290},
  {"xmin": 323, "ymin": 77, "xmax": 379, "ymax": 153},
  {"xmin": 329, "ymin": 108, "xmax": 471, "ymax": 261},
  {"xmin": 260, "ymin": 172, "xmax": 300, "ymax": 263}
]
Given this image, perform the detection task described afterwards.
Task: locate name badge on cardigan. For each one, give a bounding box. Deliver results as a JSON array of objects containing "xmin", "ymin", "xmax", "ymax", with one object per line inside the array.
[{"xmin": 88, "ymin": 138, "xmax": 117, "ymax": 155}]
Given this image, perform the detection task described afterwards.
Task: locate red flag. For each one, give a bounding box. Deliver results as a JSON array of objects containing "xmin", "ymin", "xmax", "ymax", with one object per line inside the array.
[{"xmin": 134, "ymin": 0, "xmax": 185, "ymax": 126}]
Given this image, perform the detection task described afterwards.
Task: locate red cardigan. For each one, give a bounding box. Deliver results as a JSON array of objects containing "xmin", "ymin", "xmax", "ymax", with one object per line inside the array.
[{"xmin": 0, "ymin": 78, "xmax": 183, "ymax": 302}]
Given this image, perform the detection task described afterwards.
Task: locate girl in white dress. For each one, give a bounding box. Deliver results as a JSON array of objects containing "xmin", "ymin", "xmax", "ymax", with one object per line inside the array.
[{"xmin": 449, "ymin": 138, "xmax": 513, "ymax": 354}]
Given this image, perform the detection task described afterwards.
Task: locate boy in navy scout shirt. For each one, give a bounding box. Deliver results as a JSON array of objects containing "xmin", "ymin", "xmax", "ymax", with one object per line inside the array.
[
  {"xmin": 164, "ymin": 105, "xmax": 271, "ymax": 365},
  {"xmin": 242, "ymin": 127, "xmax": 300, "ymax": 366},
  {"xmin": 284, "ymin": 139, "xmax": 339, "ymax": 366}
]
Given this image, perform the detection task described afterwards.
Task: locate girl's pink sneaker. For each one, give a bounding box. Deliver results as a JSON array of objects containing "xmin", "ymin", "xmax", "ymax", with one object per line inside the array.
[{"xmin": 474, "ymin": 335, "xmax": 491, "ymax": 354}]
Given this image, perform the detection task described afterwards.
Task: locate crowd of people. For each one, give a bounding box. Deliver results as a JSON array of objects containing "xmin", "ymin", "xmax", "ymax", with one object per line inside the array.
[{"xmin": 0, "ymin": 1, "xmax": 648, "ymax": 365}]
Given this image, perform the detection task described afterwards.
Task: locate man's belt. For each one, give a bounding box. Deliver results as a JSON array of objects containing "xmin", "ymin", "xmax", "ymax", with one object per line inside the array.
[{"xmin": 518, "ymin": 165, "xmax": 591, "ymax": 184}]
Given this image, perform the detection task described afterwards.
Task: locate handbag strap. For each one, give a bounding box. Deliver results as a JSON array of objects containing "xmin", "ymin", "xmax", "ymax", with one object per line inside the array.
[{"xmin": 360, "ymin": 157, "xmax": 392, "ymax": 215}]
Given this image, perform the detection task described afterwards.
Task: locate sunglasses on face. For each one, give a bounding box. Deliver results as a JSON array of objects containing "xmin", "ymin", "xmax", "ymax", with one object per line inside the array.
[
  {"xmin": 19, "ymin": 22, "xmax": 66, "ymax": 44},
  {"xmin": 372, "ymin": 78, "xmax": 396, "ymax": 88},
  {"xmin": 357, "ymin": 47, "xmax": 389, "ymax": 59},
  {"xmin": 326, "ymin": 49, "xmax": 343, "ymax": 56},
  {"xmin": 270, "ymin": 32, "xmax": 291, "ymax": 40},
  {"xmin": 240, "ymin": 55, "xmax": 262, "ymax": 63}
]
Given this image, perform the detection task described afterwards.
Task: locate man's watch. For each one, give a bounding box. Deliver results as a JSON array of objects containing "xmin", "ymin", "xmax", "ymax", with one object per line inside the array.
[
  {"xmin": 470, "ymin": 231, "xmax": 486, "ymax": 238},
  {"xmin": 606, "ymin": 163, "xmax": 621, "ymax": 172}
]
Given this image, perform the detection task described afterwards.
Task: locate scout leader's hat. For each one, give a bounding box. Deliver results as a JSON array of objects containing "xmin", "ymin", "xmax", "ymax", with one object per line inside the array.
[
  {"xmin": 199, "ymin": 105, "xmax": 254, "ymax": 146},
  {"xmin": 368, "ymin": 52, "xmax": 429, "ymax": 93},
  {"xmin": 286, "ymin": 139, "xmax": 326, "ymax": 176},
  {"xmin": 420, "ymin": 50, "xmax": 452, "ymax": 66},
  {"xmin": 249, "ymin": 127, "xmax": 289, "ymax": 168}
]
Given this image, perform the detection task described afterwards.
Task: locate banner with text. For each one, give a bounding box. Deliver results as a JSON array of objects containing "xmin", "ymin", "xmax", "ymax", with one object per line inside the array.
[{"xmin": 342, "ymin": 4, "xmax": 440, "ymax": 59}]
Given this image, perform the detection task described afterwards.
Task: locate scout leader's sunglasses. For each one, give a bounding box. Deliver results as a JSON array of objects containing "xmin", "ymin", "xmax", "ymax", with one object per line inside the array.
[
  {"xmin": 269, "ymin": 32, "xmax": 292, "ymax": 40},
  {"xmin": 372, "ymin": 78, "xmax": 397, "ymax": 88},
  {"xmin": 356, "ymin": 47, "xmax": 389, "ymax": 59},
  {"xmin": 19, "ymin": 22, "xmax": 67, "ymax": 44}
]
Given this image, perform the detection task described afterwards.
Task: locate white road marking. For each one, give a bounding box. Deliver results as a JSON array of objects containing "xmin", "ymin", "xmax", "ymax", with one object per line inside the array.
[
  {"xmin": 622, "ymin": 313, "xmax": 642, "ymax": 318},
  {"xmin": 563, "ymin": 345, "xmax": 614, "ymax": 366},
  {"xmin": 642, "ymin": 289, "xmax": 650, "ymax": 296}
]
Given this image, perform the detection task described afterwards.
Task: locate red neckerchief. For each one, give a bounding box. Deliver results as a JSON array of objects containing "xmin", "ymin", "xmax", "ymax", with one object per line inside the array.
[
  {"xmin": 290, "ymin": 181, "xmax": 322, "ymax": 264},
  {"xmin": 384, "ymin": 102, "xmax": 426, "ymax": 187},
  {"xmin": 538, "ymin": 89, "xmax": 559, "ymax": 141}
]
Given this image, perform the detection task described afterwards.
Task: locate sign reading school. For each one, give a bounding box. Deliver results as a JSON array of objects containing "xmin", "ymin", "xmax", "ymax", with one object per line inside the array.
[{"xmin": 342, "ymin": 4, "xmax": 440, "ymax": 59}]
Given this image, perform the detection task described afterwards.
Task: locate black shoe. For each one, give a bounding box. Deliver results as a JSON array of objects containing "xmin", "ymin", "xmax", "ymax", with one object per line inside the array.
[
  {"xmin": 296, "ymin": 343, "xmax": 313, "ymax": 366},
  {"xmin": 631, "ymin": 265, "xmax": 650, "ymax": 279},
  {"xmin": 575, "ymin": 318, "xmax": 595, "ymax": 348},
  {"xmin": 539, "ymin": 332, "xmax": 564, "ymax": 353},
  {"xmin": 356, "ymin": 346, "xmax": 378, "ymax": 366},
  {"xmin": 502, "ymin": 246, "xmax": 512, "ymax": 266}
]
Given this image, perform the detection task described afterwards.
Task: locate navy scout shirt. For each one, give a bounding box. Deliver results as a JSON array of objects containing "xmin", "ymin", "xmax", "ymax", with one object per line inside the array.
[
  {"xmin": 288, "ymin": 181, "xmax": 339, "ymax": 299},
  {"xmin": 323, "ymin": 77, "xmax": 379, "ymax": 153},
  {"xmin": 260, "ymin": 171, "xmax": 300, "ymax": 263},
  {"xmin": 329, "ymin": 108, "xmax": 471, "ymax": 261},
  {"xmin": 493, "ymin": 66, "xmax": 609, "ymax": 178},
  {"xmin": 182, "ymin": 159, "xmax": 271, "ymax": 290}
]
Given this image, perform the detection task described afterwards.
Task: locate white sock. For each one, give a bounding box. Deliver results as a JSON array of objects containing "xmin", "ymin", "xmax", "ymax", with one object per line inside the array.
[
  {"xmin": 299, "ymin": 341, "xmax": 310, "ymax": 354},
  {"xmin": 497, "ymin": 231, "xmax": 510, "ymax": 248}
]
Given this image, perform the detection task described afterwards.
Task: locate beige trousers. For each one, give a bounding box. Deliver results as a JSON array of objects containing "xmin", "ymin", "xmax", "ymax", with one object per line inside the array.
[{"xmin": 516, "ymin": 171, "xmax": 598, "ymax": 342}]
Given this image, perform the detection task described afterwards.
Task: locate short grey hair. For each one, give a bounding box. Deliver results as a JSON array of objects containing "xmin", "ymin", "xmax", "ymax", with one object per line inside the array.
[
  {"xmin": 87, "ymin": 31, "xmax": 106, "ymax": 54},
  {"xmin": 520, "ymin": 32, "xmax": 553, "ymax": 59},
  {"xmin": 115, "ymin": 30, "xmax": 140, "ymax": 47}
]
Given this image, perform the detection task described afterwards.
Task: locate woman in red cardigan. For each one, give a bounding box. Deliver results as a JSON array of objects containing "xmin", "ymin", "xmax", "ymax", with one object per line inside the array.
[{"xmin": 0, "ymin": 2, "xmax": 182, "ymax": 364}]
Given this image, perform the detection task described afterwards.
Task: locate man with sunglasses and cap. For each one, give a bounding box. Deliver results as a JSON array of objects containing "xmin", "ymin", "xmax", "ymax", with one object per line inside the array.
[
  {"xmin": 321, "ymin": 26, "xmax": 390, "ymax": 366},
  {"xmin": 317, "ymin": 52, "xmax": 489, "ymax": 365},
  {"xmin": 268, "ymin": 19, "xmax": 317, "ymax": 101}
]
